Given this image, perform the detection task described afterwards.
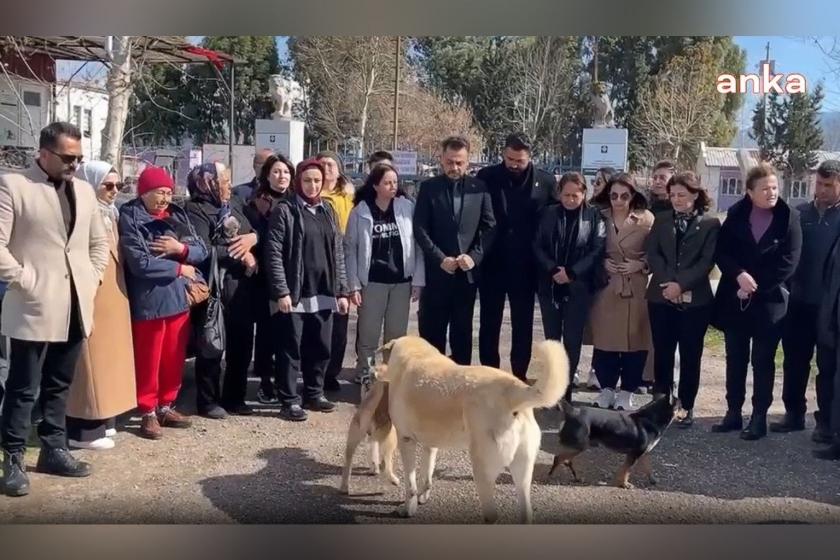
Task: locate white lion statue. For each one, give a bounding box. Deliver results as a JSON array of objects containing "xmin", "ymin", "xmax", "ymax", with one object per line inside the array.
[
  {"xmin": 591, "ymin": 81, "xmax": 615, "ymax": 128},
  {"xmin": 270, "ymin": 75, "xmax": 294, "ymax": 119}
]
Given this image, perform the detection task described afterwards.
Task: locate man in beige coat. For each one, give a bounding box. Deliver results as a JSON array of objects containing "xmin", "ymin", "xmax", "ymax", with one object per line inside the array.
[{"xmin": 0, "ymin": 122, "xmax": 109, "ymax": 497}]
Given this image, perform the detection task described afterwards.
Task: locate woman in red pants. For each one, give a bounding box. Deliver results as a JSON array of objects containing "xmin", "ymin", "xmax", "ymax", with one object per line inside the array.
[{"xmin": 118, "ymin": 166, "xmax": 208, "ymax": 439}]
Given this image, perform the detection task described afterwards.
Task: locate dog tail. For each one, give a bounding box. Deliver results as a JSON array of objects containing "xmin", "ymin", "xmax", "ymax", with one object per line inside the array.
[{"xmin": 511, "ymin": 340, "xmax": 570, "ymax": 411}]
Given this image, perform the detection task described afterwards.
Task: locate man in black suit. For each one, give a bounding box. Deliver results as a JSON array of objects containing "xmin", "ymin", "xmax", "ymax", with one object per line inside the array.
[
  {"xmin": 413, "ymin": 136, "xmax": 496, "ymax": 365},
  {"xmin": 475, "ymin": 133, "xmax": 554, "ymax": 380}
]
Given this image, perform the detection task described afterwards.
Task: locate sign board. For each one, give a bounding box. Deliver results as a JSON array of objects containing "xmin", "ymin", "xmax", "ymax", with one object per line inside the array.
[
  {"xmin": 581, "ymin": 128, "xmax": 628, "ymax": 181},
  {"xmin": 391, "ymin": 150, "xmax": 418, "ymax": 176},
  {"xmin": 255, "ymin": 118, "xmax": 305, "ymax": 166},
  {"xmin": 189, "ymin": 149, "xmax": 202, "ymax": 169}
]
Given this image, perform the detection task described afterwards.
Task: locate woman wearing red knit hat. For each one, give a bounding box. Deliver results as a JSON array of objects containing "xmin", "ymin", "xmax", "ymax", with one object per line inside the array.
[
  {"xmin": 118, "ymin": 166, "xmax": 208, "ymax": 439},
  {"xmin": 264, "ymin": 158, "xmax": 350, "ymax": 421}
]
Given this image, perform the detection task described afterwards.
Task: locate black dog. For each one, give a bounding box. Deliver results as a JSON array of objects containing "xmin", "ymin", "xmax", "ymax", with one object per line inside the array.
[{"xmin": 548, "ymin": 393, "xmax": 679, "ymax": 488}]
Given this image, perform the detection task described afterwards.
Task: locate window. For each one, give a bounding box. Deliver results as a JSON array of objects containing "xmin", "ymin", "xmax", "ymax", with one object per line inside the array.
[
  {"xmin": 790, "ymin": 179, "xmax": 809, "ymax": 199},
  {"xmin": 22, "ymin": 91, "xmax": 41, "ymax": 106},
  {"xmin": 720, "ymin": 176, "xmax": 742, "ymax": 196},
  {"xmin": 72, "ymin": 105, "xmax": 82, "ymax": 127},
  {"xmin": 83, "ymin": 109, "xmax": 92, "ymax": 138}
]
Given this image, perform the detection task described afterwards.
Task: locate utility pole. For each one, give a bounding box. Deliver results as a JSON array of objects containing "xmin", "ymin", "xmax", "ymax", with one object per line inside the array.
[{"xmin": 393, "ymin": 36, "xmax": 401, "ymax": 151}]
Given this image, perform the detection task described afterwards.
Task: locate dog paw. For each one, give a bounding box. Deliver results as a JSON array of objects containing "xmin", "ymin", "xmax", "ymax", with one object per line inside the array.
[
  {"xmin": 399, "ymin": 497, "xmax": 418, "ymax": 518},
  {"xmin": 339, "ymin": 481, "xmax": 350, "ymax": 494},
  {"xmin": 371, "ymin": 466, "xmax": 381, "ymax": 475},
  {"xmin": 418, "ymin": 488, "xmax": 431, "ymax": 504},
  {"xmin": 388, "ymin": 474, "xmax": 400, "ymax": 486},
  {"xmin": 616, "ymin": 482, "xmax": 635, "ymax": 489}
]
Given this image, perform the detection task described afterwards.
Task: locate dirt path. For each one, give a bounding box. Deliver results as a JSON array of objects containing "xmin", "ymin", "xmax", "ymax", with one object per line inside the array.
[{"xmin": 2, "ymin": 304, "xmax": 839, "ymax": 523}]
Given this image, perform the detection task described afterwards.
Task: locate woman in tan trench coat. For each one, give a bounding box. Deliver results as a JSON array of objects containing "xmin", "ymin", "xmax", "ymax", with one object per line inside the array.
[
  {"xmin": 588, "ymin": 173, "xmax": 655, "ymax": 411},
  {"xmin": 66, "ymin": 161, "xmax": 137, "ymax": 450}
]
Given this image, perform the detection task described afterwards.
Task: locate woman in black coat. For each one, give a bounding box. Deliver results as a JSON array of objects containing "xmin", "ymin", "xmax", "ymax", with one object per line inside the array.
[
  {"xmin": 645, "ymin": 172, "xmax": 720, "ymax": 427},
  {"xmin": 241, "ymin": 153, "xmax": 295, "ymax": 405},
  {"xmin": 185, "ymin": 163, "xmax": 259, "ymax": 419},
  {"xmin": 534, "ymin": 172, "xmax": 606, "ymax": 402},
  {"xmin": 711, "ymin": 163, "xmax": 802, "ymax": 440}
]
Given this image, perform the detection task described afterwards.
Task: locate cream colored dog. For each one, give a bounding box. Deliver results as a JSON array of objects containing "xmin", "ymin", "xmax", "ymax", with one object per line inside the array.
[
  {"xmin": 339, "ymin": 367, "xmax": 400, "ymax": 494},
  {"xmin": 377, "ymin": 335, "xmax": 569, "ymax": 524}
]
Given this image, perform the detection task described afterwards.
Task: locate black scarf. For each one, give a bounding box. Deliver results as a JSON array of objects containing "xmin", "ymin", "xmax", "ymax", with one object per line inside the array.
[{"xmin": 674, "ymin": 208, "xmax": 698, "ymax": 234}]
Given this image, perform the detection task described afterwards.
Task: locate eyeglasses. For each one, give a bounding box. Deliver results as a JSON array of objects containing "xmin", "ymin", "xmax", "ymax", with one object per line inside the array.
[
  {"xmin": 102, "ymin": 182, "xmax": 124, "ymax": 191},
  {"xmin": 47, "ymin": 149, "xmax": 83, "ymax": 165},
  {"xmin": 610, "ymin": 192, "xmax": 632, "ymax": 201}
]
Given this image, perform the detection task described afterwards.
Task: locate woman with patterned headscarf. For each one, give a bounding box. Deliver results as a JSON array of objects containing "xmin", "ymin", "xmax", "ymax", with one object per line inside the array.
[
  {"xmin": 185, "ymin": 162, "xmax": 260, "ymax": 419},
  {"xmin": 65, "ymin": 161, "xmax": 137, "ymax": 450}
]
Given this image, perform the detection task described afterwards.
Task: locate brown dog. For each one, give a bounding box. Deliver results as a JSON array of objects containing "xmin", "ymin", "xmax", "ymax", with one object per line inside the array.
[{"xmin": 339, "ymin": 364, "xmax": 399, "ymax": 495}]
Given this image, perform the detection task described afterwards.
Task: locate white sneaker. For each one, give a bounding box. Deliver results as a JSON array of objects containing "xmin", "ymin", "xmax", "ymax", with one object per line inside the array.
[
  {"xmin": 586, "ymin": 369, "xmax": 601, "ymax": 390},
  {"xmin": 614, "ymin": 390, "xmax": 635, "ymax": 411},
  {"xmin": 572, "ymin": 369, "xmax": 582, "ymax": 386},
  {"xmin": 594, "ymin": 388, "xmax": 616, "ymax": 409},
  {"xmin": 68, "ymin": 437, "xmax": 115, "ymax": 451},
  {"xmin": 105, "ymin": 428, "xmax": 117, "ymax": 438}
]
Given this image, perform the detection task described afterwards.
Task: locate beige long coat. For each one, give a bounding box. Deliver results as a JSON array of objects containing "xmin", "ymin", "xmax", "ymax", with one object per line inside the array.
[
  {"xmin": 0, "ymin": 165, "xmax": 109, "ymax": 341},
  {"xmin": 589, "ymin": 208, "xmax": 655, "ymax": 352},
  {"xmin": 67, "ymin": 219, "xmax": 137, "ymax": 419}
]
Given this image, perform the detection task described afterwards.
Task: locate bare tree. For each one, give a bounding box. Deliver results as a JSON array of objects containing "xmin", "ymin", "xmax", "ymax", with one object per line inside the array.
[
  {"xmin": 100, "ymin": 36, "xmax": 134, "ymax": 164},
  {"xmin": 632, "ymin": 43, "xmax": 724, "ymax": 168},
  {"xmin": 290, "ymin": 37, "xmax": 400, "ymax": 157},
  {"xmin": 506, "ymin": 37, "xmax": 580, "ymax": 157}
]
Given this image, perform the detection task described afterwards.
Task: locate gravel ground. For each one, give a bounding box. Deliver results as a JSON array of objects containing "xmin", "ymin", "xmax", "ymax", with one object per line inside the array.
[{"xmin": 1, "ymin": 302, "xmax": 839, "ymax": 524}]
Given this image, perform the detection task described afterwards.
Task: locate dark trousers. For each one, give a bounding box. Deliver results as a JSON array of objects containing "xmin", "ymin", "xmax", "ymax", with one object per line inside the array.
[
  {"xmin": 325, "ymin": 313, "xmax": 349, "ymax": 380},
  {"xmin": 1, "ymin": 305, "xmax": 84, "ymax": 453},
  {"xmin": 723, "ymin": 324, "xmax": 782, "ymax": 415},
  {"xmin": 593, "ymin": 349, "xmax": 647, "ymax": 393},
  {"xmin": 254, "ymin": 314, "xmax": 277, "ymax": 390},
  {"xmin": 418, "ymin": 273, "xmax": 477, "ymax": 365},
  {"xmin": 781, "ymin": 301, "xmax": 836, "ymax": 423},
  {"xmin": 539, "ymin": 289, "xmax": 591, "ymax": 397},
  {"xmin": 195, "ymin": 299, "xmax": 256, "ymax": 411},
  {"xmin": 832, "ymin": 343, "xmax": 840, "ymax": 437},
  {"xmin": 274, "ymin": 310, "xmax": 333, "ymax": 406},
  {"xmin": 479, "ymin": 273, "xmax": 536, "ymax": 379},
  {"xmin": 66, "ymin": 416, "xmax": 115, "ymax": 442},
  {"xmin": 0, "ymin": 295, "xmax": 7, "ymax": 410},
  {"xmin": 649, "ymin": 302, "xmax": 712, "ymax": 410}
]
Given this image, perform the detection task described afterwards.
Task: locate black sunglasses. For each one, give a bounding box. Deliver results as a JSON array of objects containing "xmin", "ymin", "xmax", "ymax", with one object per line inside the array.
[
  {"xmin": 102, "ymin": 182, "xmax": 124, "ymax": 191},
  {"xmin": 47, "ymin": 149, "xmax": 83, "ymax": 165},
  {"xmin": 610, "ymin": 192, "xmax": 632, "ymax": 201}
]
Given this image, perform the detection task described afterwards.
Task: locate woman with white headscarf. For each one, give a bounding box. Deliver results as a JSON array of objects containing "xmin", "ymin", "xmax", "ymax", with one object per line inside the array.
[{"xmin": 65, "ymin": 161, "xmax": 137, "ymax": 450}]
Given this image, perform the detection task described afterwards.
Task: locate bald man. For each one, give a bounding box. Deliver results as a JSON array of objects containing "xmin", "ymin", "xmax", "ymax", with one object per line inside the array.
[{"xmin": 234, "ymin": 148, "xmax": 275, "ymax": 202}]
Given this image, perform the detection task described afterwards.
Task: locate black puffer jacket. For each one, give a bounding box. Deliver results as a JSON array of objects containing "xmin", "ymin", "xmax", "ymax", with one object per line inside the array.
[{"xmin": 265, "ymin": 196, "xmax": 349, "ymax": 305}]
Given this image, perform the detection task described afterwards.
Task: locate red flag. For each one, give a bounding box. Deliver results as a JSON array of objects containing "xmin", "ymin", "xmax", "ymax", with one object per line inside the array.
[{"xmin": 184, "ymin": 46, "xmax": 227, "ymax": 71}]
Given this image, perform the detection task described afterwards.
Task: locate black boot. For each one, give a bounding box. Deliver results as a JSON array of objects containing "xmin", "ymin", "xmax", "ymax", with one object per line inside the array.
[
  {"xmin": 35, "ymin": 447, "xmax": 91, "ymax": 478},
  {"xmin": 2, "ymin": 450, "xmax": 30, "ymax": 497},
  {"xmin": 740, "ymin": 413, "xmax": 768, "ymax": 441},
  {"xmin": 769, "ymin": 412, "xmax": 805, "ymax": 433},
  {"xmin": 812, "ymin": 411, "xmax": 833, "ymax": 444},
  {"xmin": 711, "ymin": 409, "xmax": 743, "ymax": 433},
  {"xmin": 812, "ymin": 438, "xmax": 840, "ymax": 461}
]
